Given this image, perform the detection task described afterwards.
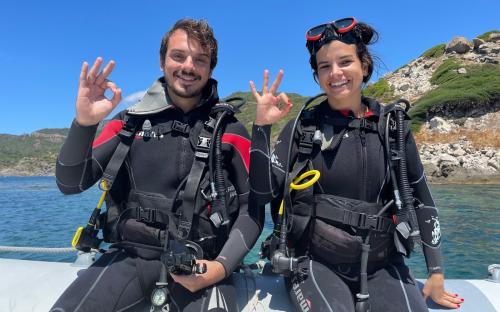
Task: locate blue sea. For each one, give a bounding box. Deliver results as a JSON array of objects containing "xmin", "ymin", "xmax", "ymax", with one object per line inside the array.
[{"xmin": 0, "ymin": 176, "xmax": 498, "ymax": 279}]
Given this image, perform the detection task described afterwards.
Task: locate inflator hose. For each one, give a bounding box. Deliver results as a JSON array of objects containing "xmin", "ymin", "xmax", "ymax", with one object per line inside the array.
[
  {"xmin": 211, "ymin": 110, "xmax": 229, "ymax": 224},
  {"xmin": 395, "ymin": 109, "xmax": 418, "ymax": 228}
]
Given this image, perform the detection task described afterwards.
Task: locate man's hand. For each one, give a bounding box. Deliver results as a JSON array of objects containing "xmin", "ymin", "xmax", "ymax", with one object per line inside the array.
[
  {"xmin": 75, "ymin": 57, "xmax": 122, "ymax": 126},
  {"xmin": 170, "ymin": 260, "xmax": 226, "ymax": 293},
  {"xmin": 422, "ymin": 273, "xmax": 464, "ymax": 309}
]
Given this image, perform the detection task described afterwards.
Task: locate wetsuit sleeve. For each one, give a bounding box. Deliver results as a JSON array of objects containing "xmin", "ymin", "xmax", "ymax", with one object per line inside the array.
[
  {"xmin": 406, "ymin": 129, "xmax": 444, "ymax": 275},
  {"xmin": 55, "ymin": 113, "xmax": 126, "ymax": 194},
  {"xmin": 249, "ymin": 121, "xmax": 297, "ymax": 208},
  {"xmin": 214, "ymin": 120, "xmax": 264, "ymax": 277}
]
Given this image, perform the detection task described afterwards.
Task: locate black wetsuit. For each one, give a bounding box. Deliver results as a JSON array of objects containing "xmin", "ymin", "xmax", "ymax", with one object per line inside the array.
[
  {"xmin": 52, "ymin": 79, "xmax": 263, "ymax": 312},
  {"xmin": 250, "ymin": 98, "xmax": 442, "ymax": 312}
]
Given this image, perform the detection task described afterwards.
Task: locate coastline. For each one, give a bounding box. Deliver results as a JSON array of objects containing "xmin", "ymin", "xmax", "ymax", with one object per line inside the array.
[{"xmin": 2, "ymin": 173, "xmax": 499, "ymax": 185}]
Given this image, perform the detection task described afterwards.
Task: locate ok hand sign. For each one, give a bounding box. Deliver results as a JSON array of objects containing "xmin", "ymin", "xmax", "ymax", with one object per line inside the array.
[
  {"xmin": 249, "ymin": 69, "xmax": 292, "ymax": 126},
  {"xmin": 75, "ymin": 57, "xmax": 122, "ymax": 126}
]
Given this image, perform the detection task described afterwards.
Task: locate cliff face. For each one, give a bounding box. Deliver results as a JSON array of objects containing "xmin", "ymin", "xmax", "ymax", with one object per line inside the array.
[{"xmin": 370, "ymin": 31, "xmax": 500, "ymax": 183}]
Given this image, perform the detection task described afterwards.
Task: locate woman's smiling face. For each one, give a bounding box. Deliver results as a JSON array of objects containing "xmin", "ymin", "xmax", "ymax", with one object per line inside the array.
[{"xmin": 316, "ymin": 40, "xmax": 368, "ymax": 110}]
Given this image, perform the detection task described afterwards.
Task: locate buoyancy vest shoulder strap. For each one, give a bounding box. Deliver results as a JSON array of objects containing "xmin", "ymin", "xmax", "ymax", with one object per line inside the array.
[
  {"xmin": 283, "ymin": 108, "xmax": 319, "ymax": 234},
  {"xmin": 176, "ymin": 118, "xmax": 213, "ymax": 240},
  {"xmin": 101, "ymin": 115, "xmax": 144, "ymax": 189}
]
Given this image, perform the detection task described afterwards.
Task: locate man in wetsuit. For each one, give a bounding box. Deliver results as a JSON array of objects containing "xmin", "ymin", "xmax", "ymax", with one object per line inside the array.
[{"xmin": 53, "ymin": 19, "xmax": 262, "ymax": 312}]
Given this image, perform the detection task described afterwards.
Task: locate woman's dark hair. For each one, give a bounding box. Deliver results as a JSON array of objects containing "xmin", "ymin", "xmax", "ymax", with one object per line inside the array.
[{"xmin": 308, "ymin": 22, "xmax": 379, "ymax": 83}]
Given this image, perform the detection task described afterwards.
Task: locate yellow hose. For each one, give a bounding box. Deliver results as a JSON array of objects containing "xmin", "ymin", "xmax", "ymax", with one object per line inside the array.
[{"xmin": 278, "ymin": 170, "xmax": 320, "ymax": 216}]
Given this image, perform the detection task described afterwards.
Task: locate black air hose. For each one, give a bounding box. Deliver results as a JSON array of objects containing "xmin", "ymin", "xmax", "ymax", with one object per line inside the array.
[
  {"xmin": 395, "ymin": 109, "xmax": 418, "ymax": 230},
  {"xmin": 210, "ymin": 111, "xmax": 229, "ymax": 226}
]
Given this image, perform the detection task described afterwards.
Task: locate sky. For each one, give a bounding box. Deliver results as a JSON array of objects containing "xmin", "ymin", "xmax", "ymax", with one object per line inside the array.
[{"xmin": 0, "ymin": 0, "xmax": 498, "ymax": 135}]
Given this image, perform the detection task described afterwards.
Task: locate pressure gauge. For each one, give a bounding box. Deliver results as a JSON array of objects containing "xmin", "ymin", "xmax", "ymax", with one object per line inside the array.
[{"xmin": 151, "ymin": 287, "xmax": 168, "ymax": 307}]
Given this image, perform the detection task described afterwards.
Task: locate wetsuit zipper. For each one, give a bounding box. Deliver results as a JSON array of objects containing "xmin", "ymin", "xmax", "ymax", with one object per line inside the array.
[{"xmin": 360, "ymin": 118, "xmax": 367, "ymax": 201}]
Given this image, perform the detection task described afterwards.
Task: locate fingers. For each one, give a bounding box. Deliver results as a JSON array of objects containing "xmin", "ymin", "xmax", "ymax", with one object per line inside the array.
[
  {"xmin": 262, "ymin": 69, "xmax": 269, "ymax": 94},
  {"xmin": 95, "ymin": 60, "xmax": 116, "ymax": 85},
  {"xmin": 269, "ymin": 69, "xmax": 284, "ymax": 95},
  {"xmin": 434, "ymin": 296, "xmax": 462, "ymax": 309},
  {"xmin": 106, "ymin": 81, "xmax": 122, "ymax": 107},
  {"xmin": 79, "ymin": 62, "xmax": 88, "ymax": 82},
  {"xmin": 442, "ymin": 292, "xmax": 463, "ymax": 305},
  {"xmin": 249, "ymin": 80, "xmax": 260, "ymax": 100},
  {"xmin": 87, "ymin": 57, "xmax": 103, "ymax": 84},
  {"xmin": 278, "ymin": 92, "xmax": 293, "ymax": 117},
  {"xmin": 430, "ymin": 289, "xmax": 463, "ymax": 309}
]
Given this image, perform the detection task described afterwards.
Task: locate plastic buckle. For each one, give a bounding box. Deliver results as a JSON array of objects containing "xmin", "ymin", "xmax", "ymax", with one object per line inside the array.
[
  {"xmin": 195, "ymin": 136, "xmax": 211, "ymax": 159},
  {"xmin": 197, "ymin": 136, "xmax": 211, "ymax": 149},
  {"xmin": 301, "ymin": 131, "xmax": 314, "ymax": 146},
  {"xmin": 118, "ymin": 118, "xmax": 138, "ymax": 140},
  {"xmin": 365, "ymin": 215, "xmax": 380, "ymax": 230},
  {"xmin": 136, "ymin": 207, "xmax": 156, "ymax": 224},
  {"xmin": 209, "ymin": 211, "xmax": 223, "ymax": 228},
  {"xmin": 204, "ymin": 117, "xmax": 216, "ymax": 130},
  {"xmin": 299, "ymin": 131, "xmax": 314, "ymax": 154},
  {"xmin": 172, "ymin": 120, "xmax": 190, "ymax": 134}
]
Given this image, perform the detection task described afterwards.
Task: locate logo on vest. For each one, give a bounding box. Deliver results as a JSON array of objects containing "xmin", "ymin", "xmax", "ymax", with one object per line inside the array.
[
  {"xmin": 431, "ymin": 216, "xmax": 441, "ymax": 245},
  {"xmin": 425, "ymin": 216, "xmax": 441, "ymax": 245},
  {"xmin": 271, "ymin": 154, "xmax": 283, "ymax": 169},
  {"xmin": 197, "ymin": 136, "xmax": 211, "ymax": 149},
  {"xmin": 292, "ymin": 278, "xmax": 311, "ymax": 312}
]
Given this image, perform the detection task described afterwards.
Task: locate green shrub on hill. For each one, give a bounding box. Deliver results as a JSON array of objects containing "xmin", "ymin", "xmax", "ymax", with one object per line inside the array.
[
  {"xmin": 421, "ymin": 43, "xmax": 446, "ymax": 58},
  {"xmin": 36, "ymin": 128, "xmax": 69, "ymax": 136},
  {"xmin": 430, "ymin": 58, "xmax": 461, "ymax": 85},
  {"xmin": 410, "ymin": 63, "xmax": 500, "ymax": 132},
  {"xmin": 362, "ymin": 79, "xmax": 395, "ymax": 103},
  {"xmin": 0, "ymin": 133, "xmax": 64, "ymax": 168},
  {"xmin": 477, "ymin": 30, "xmax": 500, "ymax": 41}
]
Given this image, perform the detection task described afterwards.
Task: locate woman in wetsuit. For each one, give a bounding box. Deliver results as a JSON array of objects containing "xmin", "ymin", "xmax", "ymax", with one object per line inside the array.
[{"xmin": 248, "ymin": 17, "xmax": 464, "ymax": 311}]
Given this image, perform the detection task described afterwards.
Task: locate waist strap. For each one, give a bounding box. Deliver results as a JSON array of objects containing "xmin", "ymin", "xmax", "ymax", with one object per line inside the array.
[
  {"xmin": 120, "ymin": 207, "xmax": 172, "ymax": 226},
  {"xmin": 315, "ymin": 205, "xmax": 394, "ymax": 233}
]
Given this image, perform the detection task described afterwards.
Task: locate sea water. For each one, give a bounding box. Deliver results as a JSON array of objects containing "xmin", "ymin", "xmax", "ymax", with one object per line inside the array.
[{"xmin": 0, "ymin": 176, "xmax": 498, "ymax": 279}]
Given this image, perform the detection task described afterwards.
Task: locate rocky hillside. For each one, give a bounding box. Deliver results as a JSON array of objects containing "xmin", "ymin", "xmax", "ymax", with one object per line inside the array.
[
  {"xmin": 366, "ymin": 30, "xmax": 499, "ymax": 183},
  {"xmin": 0, "ymin": 129, "xmax": 67, "ymax": 176},
  {"xmin": 1, "ymin": 31, "xmax": 499, "ymax": 183}
]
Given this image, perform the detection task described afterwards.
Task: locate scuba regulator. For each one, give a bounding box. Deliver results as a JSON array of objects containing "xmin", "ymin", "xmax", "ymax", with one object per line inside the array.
[{"xmin": 151, "ymin": 235, "xmax": 207, "ymax": 310}]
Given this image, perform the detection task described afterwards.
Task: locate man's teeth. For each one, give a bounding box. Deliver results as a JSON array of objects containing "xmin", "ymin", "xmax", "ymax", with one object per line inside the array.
[
  {"xmin": 178, "ymin": 75, "xmax": 196, "ymax": 81},
  {"xmin": 330, "ymin": 80, "xmax": 348, "ymax": 87}
]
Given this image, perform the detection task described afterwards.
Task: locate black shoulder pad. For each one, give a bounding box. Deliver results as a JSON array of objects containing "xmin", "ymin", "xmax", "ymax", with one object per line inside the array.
[{"xmin": 382, "ymin": 99, "xmax": 411, "ymax": 119}]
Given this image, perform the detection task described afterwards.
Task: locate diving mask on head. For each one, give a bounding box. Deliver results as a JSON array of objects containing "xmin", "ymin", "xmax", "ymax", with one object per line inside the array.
[{"xmin": 305, "ymin": 17, "xmax": 359, "ymax": 54}]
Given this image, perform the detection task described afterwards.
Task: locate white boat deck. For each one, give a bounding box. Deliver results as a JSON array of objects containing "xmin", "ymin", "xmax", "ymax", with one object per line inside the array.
[{"xmin": 0, "ymin": 257, "xmax": 498, "ymax": 312}]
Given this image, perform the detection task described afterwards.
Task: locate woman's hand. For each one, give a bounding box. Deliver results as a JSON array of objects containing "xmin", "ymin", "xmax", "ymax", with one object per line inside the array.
[
  {"xmin": 249, "ymin": 69, "xmax": 292, "ymax": 126},
  {"xmin": 170, "ymin": 259, "xmax": 226, "ymax": 293},
  {"xmin": 75, "ymin": 57, "xmax": 122, "ymax": 126},
  {"xmin": 422, "ymin": 273, "xmax": 464, "ymax": 309}
]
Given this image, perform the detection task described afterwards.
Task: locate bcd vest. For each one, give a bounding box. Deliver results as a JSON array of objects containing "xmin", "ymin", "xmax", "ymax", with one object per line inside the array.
[
  {"xmin": 284, "ymin": 100, "xmax": 411, "ymax": 265},
  {"xmin": 98, "ymin": 110, "xmax": 240, "ymax": 260}
]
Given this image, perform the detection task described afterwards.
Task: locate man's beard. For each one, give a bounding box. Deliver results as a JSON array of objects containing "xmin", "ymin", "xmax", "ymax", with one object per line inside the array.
[{"xmin": 168, "ymin": 70, "xmax": 204, "ymax": 99}]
